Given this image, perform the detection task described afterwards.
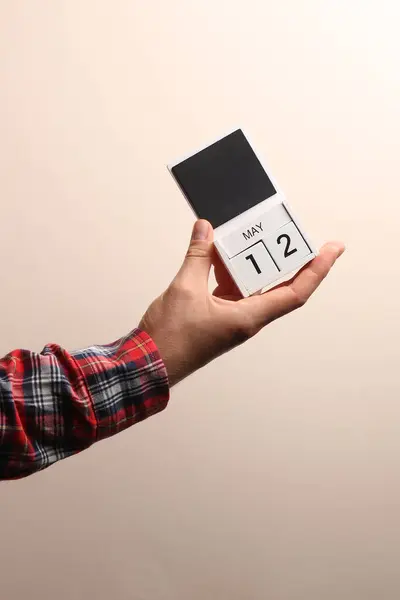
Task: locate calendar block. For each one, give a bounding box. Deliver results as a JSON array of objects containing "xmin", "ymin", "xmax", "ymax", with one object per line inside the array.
[
  {"xmin": 264, "ymin": 221, "xmax": 312, "ymax": 274},
  {"xmin": 168, "ymin": 128, "xmax": 317, "ymax": 297},
  {"xmin": 230, "ymin": 241, "xmax": 279, "ymax": 295}
]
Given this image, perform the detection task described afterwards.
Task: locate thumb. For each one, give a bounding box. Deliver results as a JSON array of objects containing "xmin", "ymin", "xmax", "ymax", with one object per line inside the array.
[{"xmin": 177, "ymin": 219, "xmax": 214, "ymax": 286}]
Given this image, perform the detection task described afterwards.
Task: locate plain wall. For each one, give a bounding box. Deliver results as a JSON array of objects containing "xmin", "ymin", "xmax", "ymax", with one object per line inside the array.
[{"xmin": 0, "ymin": 1, "xmax": 399, "ymax": 599}]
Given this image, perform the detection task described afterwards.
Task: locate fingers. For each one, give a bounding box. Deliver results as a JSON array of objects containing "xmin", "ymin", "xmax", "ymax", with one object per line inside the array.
[
  {"xmin": 287, "ymin": 242, "xmax": 345, "ymax": 305},
  {"xmin": 242, "ymin": 242, "xmax": 345, "ymax": 330},
  {"xmin": 175, "ymin": 220, "xmax": 214, "ymax": 287}
]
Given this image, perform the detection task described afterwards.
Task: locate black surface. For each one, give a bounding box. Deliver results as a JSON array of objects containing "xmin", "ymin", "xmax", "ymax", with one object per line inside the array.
[{"xmin": 171, "ymin": 129, "xmax": 276, "ymax": 228}]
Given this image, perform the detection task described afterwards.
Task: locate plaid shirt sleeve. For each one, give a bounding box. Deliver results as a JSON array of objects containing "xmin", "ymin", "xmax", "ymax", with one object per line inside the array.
[{"xmin": 0, "ymin": 328, "xmax": 169, "ymax": 480}]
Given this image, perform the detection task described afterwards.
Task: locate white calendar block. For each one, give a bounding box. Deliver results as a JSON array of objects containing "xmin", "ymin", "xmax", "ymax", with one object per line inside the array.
[
  {"xmin": 264, "ymin": 221, "xmax": 312, "ymax": 274},
  {"xmin": 168, "ymin": 127, "xmax": 317, "ymax": 297},
  {"xmin": 230, "ymin": 241, "xmax": 279, "ymax": 295}
]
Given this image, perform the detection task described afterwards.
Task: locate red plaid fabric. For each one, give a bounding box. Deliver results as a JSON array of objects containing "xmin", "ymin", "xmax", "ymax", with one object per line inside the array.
[{"xmin": 0, "ymin": 329, "xmax": 169, "ymax": 479}]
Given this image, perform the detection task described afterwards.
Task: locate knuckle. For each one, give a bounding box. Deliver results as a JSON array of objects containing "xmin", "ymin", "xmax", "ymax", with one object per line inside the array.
[
  {"xmin": 244, "ymin": 322, "xmax": 259, "ymax": 339},
  {"xmin": 180, "ymin": 284, "xmax": 196, "ymax": 301},
  {"xmin": 166, "ymin": 280, "xmax": 179, "ymax": 297},
  {"xmin": 186, "ymin": 242, "xmax": 210, "ymax": 260},
  {"xmin": 232, "ymin": 313, "xmax": 257, "ymax": 342},
  {"xmin": 292, "ymin": 291, "xmax": 307, "ymax": 309},
  {"xmin": 168, "ymin": 279, "xmax": 195, "ymax": 301}
]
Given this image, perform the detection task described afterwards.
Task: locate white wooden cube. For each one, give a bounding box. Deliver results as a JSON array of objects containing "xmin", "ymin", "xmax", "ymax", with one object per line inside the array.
[
  {"xmin": 168, "ymin": 128, "xmax": 317, "ymax": 297},
  {"xmin": 230, "ymin": 241, "xmax": 279, "ymax": 294}
]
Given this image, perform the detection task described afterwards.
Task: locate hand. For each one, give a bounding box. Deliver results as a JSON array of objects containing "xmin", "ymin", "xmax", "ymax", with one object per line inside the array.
[{"xmin": 140, "ymin": 220, "xmax": 345, "ymax": 386}]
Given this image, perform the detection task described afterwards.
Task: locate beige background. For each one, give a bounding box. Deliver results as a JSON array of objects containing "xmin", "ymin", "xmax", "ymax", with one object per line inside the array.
[{"xmin": 0, "ymin": 1, "xmax": 399, "ymax": 599}]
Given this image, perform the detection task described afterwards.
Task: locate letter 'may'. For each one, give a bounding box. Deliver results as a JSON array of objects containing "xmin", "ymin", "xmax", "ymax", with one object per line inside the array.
[{"xmin": 242, "ymin": 223, "xmax": 263, "ymax": 241}]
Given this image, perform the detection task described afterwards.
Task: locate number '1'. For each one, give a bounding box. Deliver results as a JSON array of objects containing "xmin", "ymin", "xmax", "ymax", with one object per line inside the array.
[{"xmin": 245, "ymin": 253, "xmax": 261, "ymax": 274}]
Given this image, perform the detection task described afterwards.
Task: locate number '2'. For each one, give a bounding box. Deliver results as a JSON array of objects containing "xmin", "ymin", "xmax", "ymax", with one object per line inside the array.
[{"xmin": 277, "ymin": 234, "xmax": 297, "ymax": 258}]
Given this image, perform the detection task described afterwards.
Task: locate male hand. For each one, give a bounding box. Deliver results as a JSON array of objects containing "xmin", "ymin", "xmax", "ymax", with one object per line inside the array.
[{"xmin": 140, "ymin": 220, "xmax": 344, "ymax": 386}]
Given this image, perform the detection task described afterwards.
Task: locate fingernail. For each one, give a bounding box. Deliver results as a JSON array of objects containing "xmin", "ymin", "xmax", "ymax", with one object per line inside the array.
[{"xmin": 193, "ymin": 220, "xmax": 210, "ymax": 241}]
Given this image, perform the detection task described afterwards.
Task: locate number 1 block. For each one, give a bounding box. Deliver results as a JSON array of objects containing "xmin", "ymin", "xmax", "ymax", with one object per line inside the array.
[{"xmin": 231, "ymin": 241, "xmax": 279, "ymax": 292}]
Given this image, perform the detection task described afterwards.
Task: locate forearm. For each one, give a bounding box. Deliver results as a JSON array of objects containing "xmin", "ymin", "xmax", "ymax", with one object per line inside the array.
[{"xmin": 0, "ymin": 329, "xmax": 169, "ymax": 480}]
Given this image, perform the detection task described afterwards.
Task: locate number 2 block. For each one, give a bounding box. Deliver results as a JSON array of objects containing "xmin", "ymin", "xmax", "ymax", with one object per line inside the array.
[
  {"xmin": 264, "ymin": 221, "xmax": 311, "ymax": 273},
  {"xmin": 230, "ymin": 241, "xmax": 279, "ymax": 294}
]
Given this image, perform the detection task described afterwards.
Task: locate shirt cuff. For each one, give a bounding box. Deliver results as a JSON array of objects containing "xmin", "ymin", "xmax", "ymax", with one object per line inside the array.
[{"xmin": 71, "ymin": 328, "xmax": 170, "ymax": 442}]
